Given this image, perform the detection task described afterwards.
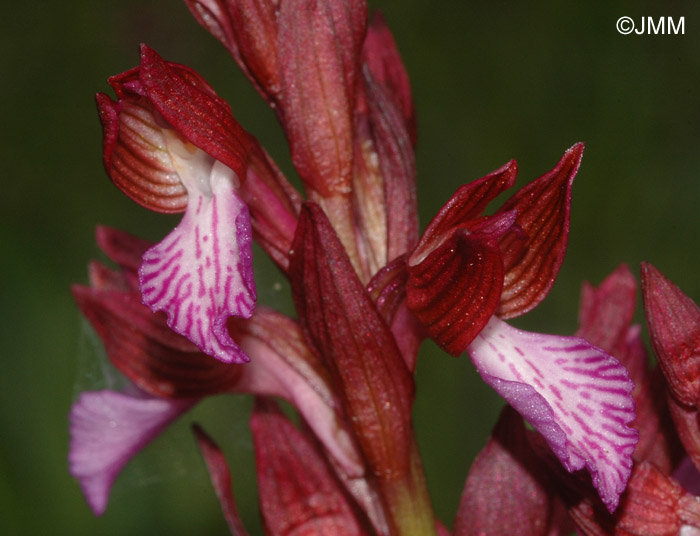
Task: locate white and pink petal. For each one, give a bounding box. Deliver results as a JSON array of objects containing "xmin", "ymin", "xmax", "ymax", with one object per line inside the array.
[
  {"xmin": 467, "ymin": 316, "xmax": 638, "ymax": 512},
  {"xmin": 139, "ymin": 151, "xmax": 256, "ymax": 363},
  {"xmin": 68, "ymin": 389, "xmax": 195, "ymax": 515}
]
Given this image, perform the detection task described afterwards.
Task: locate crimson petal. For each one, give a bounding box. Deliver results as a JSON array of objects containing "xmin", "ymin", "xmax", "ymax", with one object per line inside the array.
[{"xmin": 136, "ymin": 45, "xmax": 250, "ymax": 179}]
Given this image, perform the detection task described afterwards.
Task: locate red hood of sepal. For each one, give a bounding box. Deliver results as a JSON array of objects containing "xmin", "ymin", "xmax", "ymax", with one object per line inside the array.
[
  {"xmin": 406, "ymin": 211, "xmax": 515, "ymax": 356},
  {"xmin": 137, "ymin": 44, "xmax": 250, "ymax": 179},
  {"xmin": 641, "ymin": 262, "xmax": 700, "ymax": 408},
  {"xmin": 250, "ymin": 398, "xmax": 372, "ymax": 536},
  {"xmin": 289, "ymin": 202, "xmax": 415, "ymax": 479},
  {"xmin": 497, "ymin": 143, "xmax": 584, "ymax": 318}
]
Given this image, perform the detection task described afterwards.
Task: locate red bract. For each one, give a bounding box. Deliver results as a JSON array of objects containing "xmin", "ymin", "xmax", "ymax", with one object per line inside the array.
[
  {"xmin": 251, "ymin": 399, "xmax": 371, "ymax": 536},
  {"xmin": 289, "ymin": 203, "xmax": 414, "ymax": 479},
  {"xmin": 642, "ymin": 262, "xmax": 700, "ymax": 407}
]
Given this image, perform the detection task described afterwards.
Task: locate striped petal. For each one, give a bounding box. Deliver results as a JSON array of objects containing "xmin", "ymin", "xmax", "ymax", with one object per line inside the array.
[
  {"xmin": 139, "ymin": 149, "xmax": 256, "ymax": 363},
  {"xmin": 468, "ymin": 316, "xmax": 638, "ymax": 512},
  {"xmin": 69, "ymin": 389, "xmax": 195, "ymax": 515}
]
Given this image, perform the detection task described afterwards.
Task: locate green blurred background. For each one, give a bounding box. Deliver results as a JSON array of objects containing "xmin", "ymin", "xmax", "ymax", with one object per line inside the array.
[{"xmin": 2, "ymin": 1, "xmax": 699, "ymax": 534}]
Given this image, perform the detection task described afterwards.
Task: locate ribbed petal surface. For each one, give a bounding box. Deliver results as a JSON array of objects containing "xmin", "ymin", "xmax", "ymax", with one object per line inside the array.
[
  {"xmin": 96, "ymin": 94, "xmax": 188, "ymax": 213},
  {"xmin": 468, "ymin": 316, "xmax": 638, "ymax": 511},
  {"xmin": 69, "ymin": 390, "xmax": 194, "ymax": 515},
  {"xmin": 407, "ymin": 211, "xmax": 515, "ymax": 355}
]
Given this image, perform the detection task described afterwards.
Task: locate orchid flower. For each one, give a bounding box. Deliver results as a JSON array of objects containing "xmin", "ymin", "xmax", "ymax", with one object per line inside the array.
[
  {"xmin": 97, "ymin": 45, "xmax": 255, "ymax": 363},
  {"xmin": 71, "ymin": 1, "xmax": 644, "ymax": 533}
]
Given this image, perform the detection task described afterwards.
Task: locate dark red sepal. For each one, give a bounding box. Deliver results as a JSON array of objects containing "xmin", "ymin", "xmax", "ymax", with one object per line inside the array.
[
  {"xmin": 250, "ymin": 398, "xmax": 371, "ymax": 536},
  {"xmin": 137, "ymin": 45, "xmax": 250, "ymax": 179},
  {"xmin": 576, "ymin": 264, "xmax": 637, "ymax": 356},
  {"xmin": 497, "ymin": 143, "xmax": 584, "ymax": 318},
  {"xmin": 641, "ymin": 262, "xmax": 700, "ymax": 408},
  {"xmin": 453, "ymin": 406, "xmax": 553, "ymax": 536},
  {"xmin": 289, "ymin": 202, "xmax": 414, "ymax": 478},
  {"xmin": 95, "ymin": 225, "xmax": 150, "ymax": 275},
  {"xmin": 192, "ymin": 424, "xmax": 250, "ymax": 536},
  {"xmin": 409, "ymin": 160, "xmax": 517, "ymax": 265},
  {"xmin": 407, "ymin": 211, "xmax": 515, "ymax": 356},
  {"xmin": 72, "ymin": 285, "xmax": 242, "ymax": 398}
]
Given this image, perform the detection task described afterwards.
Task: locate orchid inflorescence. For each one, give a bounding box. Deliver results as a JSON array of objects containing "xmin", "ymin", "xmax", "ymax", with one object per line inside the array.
[{"xmin": 69, "ymin": 1, "xmax": 700, "ymax": 534}]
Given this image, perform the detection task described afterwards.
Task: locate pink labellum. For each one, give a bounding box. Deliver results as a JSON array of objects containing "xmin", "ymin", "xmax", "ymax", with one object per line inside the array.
[
  {"xmin": 641, "ymin": 262, "xmax": 700, "ymax": 407},
  {"xmin": 139, "ymin": 157, "xmax": 255, "ymax": 363},
  {"xmin": 251, "ymin": 399, "xmax": 371, "ymax": 536},
  {"xmin": 193, "ymin": 424, "xmax": 250, "ymax": 536},
  {"xmin": 468, "ymin": 316, "xmax": 638, "ymax": 512},
  {"xmin": 497, "ymin": 143, "xmax": 584, "ymax": 318},
  {"xmin": 69, "ymin": 389, "xmax": 195, "ymax": 515}
]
